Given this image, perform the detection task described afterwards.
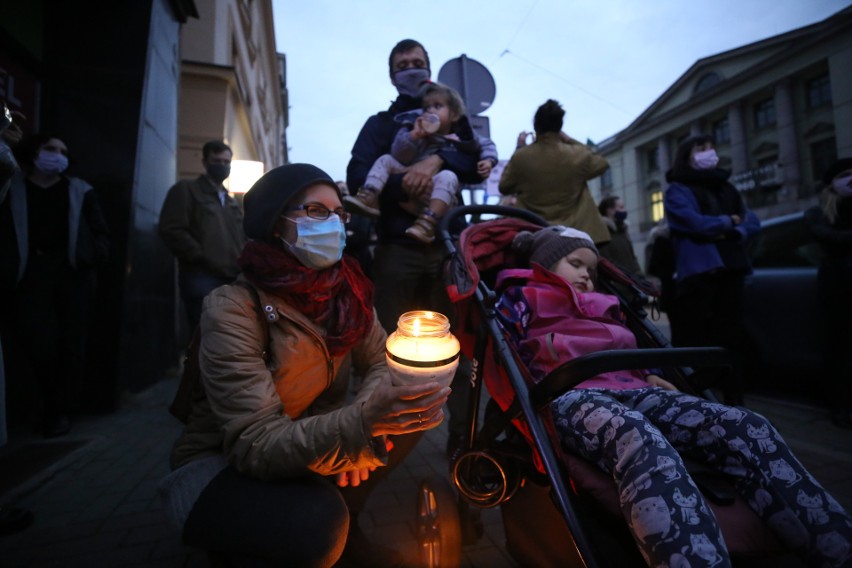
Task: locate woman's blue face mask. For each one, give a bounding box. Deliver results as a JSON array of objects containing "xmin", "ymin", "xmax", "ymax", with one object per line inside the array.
[{"xmin": 282, "ymin": 215, "xmax": 346, "ymax": 270}]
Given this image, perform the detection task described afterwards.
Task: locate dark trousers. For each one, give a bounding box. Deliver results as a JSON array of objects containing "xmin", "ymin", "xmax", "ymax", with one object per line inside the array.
[
  {"xmin": 179, "ymin": 268, "xmax": 233, "ymax": 331},
  {"xmin": 183, "ymin": 431, "xmax": 423, "ymax": 567},
  {"xmin": 7, "ymin": 253, "xmax": 95, "ymax": 421},
  {"xmin": 372, "ymin": 243, "xmax": 470, "ymax": 438},
  {"xmin": 673, "ymin": 271, "xmax": 746, "ymax": 404}
]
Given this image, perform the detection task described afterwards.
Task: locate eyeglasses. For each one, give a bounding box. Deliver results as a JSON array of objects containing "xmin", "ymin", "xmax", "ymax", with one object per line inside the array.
[{"xmin": 288, "ymin": 204, "xmax": 351, "ymax": 223}]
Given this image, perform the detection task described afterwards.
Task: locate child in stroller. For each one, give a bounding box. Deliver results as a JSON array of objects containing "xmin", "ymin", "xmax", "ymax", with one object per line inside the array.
[{"xmin": 493, "ymin": 224, "xmax": 852, "ymax": 568}]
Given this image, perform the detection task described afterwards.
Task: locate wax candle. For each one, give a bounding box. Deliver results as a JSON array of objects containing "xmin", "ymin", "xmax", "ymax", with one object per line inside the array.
[{"xmin": 386, "ymin": 310, "xmax": 460, "ymax": 389}]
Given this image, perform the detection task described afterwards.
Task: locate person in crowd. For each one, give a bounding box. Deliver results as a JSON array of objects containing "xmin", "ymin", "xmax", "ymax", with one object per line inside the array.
[
  {"xmin": 346, "ymin": 38, "xmax": 480, "ymax": 459},
  {"xmin": 344, "ymin": 81, "xmax": 497, "ymax": 244},
  {"xmin": 645, "ymin": 218, "xmax": 680, "ymax": 338},
  {"xmin": 0, "ymin": 132, "xmax": 110, "ymax": 438},
  {"xmin": 496, "ymin": 225, "xmax": 852, "ymax": 568},
  {"xmin": 598, "ymin": 194, "xmax": 643, "ymax": 275},
  {"xmin": 0, "ymin": 103, "xmax": 35, "ymax": 535},
  {"xmin": 158, "ymin": 163, "xmax": 450, "ymax": 567},
  {"xmin": 159, "ymin": 140, "xmax": 245, "ymax": 331},
  {"xmin": 805, "ymin": 156, "xmax": 852, "ymax": 430},
  {"xmin": 663, "ymin": 134, "xmax": 760, "ymax": 406},
  {"xmin": 499, "ymin": 99, "xmax": 610, "ymax": 246}
]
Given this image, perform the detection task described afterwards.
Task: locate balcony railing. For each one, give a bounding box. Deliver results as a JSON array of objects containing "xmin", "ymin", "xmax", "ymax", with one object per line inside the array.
[{"xmin": 731, "ymin": 163, "xmax": 783, "ymax": 192}]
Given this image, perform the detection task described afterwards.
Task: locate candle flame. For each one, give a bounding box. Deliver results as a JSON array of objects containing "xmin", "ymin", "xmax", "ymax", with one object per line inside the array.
[{"xmin": 413, "ymin": 318, "xmax": 421, "ymax": 337}]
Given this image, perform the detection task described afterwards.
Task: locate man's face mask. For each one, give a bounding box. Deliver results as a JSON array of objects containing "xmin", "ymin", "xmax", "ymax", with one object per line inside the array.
[
  {"xmin": 34, "ymin": 150, "xmax": 68, "ymax": 174},
  {"xmin": 833, "ymin": 174, "xmax": 852, "ymax": 197},
  {"xmin": 393, "ymin": 68, "xmax": 430, "ymax": 97},
  {"xmin": 206, "ymin": 163, "xmax": 231, "ymax": 183},
  {"xmin": 282, "ymin": 215, "xmax": 346, "ymax": 270},
  {"xmin": 614, "ymin": 210, "xmax": 628, "ymax": 223},
  {"xmin": 692, "ymin": 149, "xmax": 719, "ymax": 170}
]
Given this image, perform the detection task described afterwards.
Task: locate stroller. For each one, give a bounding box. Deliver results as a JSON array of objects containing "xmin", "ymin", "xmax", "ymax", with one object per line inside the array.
[{"xmin": 413, "ymin": 205, "xmax": 805, "ymax": 568}]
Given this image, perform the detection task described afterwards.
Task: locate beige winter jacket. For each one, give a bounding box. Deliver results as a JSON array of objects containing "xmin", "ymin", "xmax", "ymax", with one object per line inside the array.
[
  {"xmin": 169, "ymin": 276, "xmax": 389, "ymax": 480},
  {"xmin": 499, "ymin": 132, "xmax": 611, "ymax": 244}
]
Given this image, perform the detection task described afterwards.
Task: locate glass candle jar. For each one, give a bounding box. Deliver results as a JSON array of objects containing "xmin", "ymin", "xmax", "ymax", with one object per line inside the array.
[{"xmin": 386, "ymin": 310, "xmax": 460, "ymax": 388}]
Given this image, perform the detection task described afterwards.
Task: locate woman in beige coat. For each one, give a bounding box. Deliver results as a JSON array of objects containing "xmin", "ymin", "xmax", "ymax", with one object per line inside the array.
[
  {"xmin": 159, "ymin": 163, "xmax": 449, "ymax": 568},
  {"xmin": 499, "ymin": 99, "xmax": 611, "ymax": 245}
]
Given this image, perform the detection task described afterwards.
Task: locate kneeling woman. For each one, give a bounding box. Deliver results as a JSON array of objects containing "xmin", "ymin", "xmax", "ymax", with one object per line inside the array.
[
  {"xmin": 496, "ymin": 226, "xmax": 852, "ymax": 568},
  {"xmin": 159, "ymin": 164, "xmax": 449, "ymax": 567}
]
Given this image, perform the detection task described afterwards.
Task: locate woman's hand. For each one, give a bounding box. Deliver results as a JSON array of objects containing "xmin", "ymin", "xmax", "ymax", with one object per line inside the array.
[
  {"xmin": 646, "ymin": 374, "xmax": 678, "ymax": 391},
  {"xmin": 361, "ymin": 374, "xmax": 451, "ymax": 437},
  {"xmin": 336, "ymin": 466, "xmax": 376, "ymax": 488}
]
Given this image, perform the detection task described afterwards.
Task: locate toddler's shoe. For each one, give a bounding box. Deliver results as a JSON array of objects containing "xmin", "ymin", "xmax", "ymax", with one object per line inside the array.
[
  {"xmin": 343, "ymin": 186, "xmax": 380, "ymax": 217},
  {"xmin": 405, "ymin": 211, "xmax": 438, "ymax": 244}
]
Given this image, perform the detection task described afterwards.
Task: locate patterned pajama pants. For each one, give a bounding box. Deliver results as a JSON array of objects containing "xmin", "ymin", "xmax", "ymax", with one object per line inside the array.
[{"xmin": 551, "ymin": 387, "xmax": 852, "ymax": 568}]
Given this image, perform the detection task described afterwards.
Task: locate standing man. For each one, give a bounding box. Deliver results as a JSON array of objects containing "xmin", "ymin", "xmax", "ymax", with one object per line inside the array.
[
  {"xmin": 346, "ymin": 39, "xmax": 481, "ymax": 458},
  {"xmin": 159, "ymin": 140, "xmax": 245, "ymax": 331},
  {"xmin": 500, "ymin": 99, "xmax": 610, "ymax": 246}
]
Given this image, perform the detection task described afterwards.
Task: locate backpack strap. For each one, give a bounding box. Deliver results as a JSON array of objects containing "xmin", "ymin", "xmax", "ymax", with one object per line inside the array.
[{"xmin": 168, "ymin": 281, "xmax": 270, "ymax": 423}]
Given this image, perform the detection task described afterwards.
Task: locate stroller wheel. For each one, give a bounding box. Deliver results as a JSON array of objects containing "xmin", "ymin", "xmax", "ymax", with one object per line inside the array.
[{"xmin": 417, "ymin": 476, "xmax": 462, "ymax": 568}]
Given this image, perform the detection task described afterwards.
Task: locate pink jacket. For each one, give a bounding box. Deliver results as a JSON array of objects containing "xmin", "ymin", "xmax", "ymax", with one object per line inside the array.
[{"xmin": 495, "ymin": 264, "xmax": 649, "ymax": 391}]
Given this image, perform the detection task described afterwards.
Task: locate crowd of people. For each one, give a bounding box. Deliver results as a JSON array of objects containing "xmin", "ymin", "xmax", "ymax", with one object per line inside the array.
[{"xmin": 2, "ymin": 35, "xmax": 851, "ymax": 566}]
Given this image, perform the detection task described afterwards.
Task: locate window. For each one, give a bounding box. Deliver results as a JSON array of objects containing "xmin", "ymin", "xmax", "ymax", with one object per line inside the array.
[
  {"xmin": 754, "ymin": 98, "xmax": 776, "ymax": 129},
  {"xmin": 806, "ymin": 74, "xmax": 832, "ymax": 109},
  {"xmin": 713, "ymin": 117, "xmax": 730, "ymax": 144},
  {"xmin": 646, "ymin": 147, "xmax": 659, "ymax": 172},
  {"xmin": 810, "ymin": 138, "xmax": 837, "ymax": 183},
  {"xmin": 694, "ymin": 72, "xmax": 721, "ymax": 94},
  {"xmin": 650, "ymin": 190, "xmax": 664, "ymax": 223},
  {"xmin": 601, "ymin": 168, "xmax": 613, "ymax": 189}
]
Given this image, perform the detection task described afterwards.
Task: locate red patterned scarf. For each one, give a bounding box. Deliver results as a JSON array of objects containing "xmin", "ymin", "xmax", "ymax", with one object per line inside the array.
[{"xmin": 237, "ymin": 240, "xmax": 374, "ymax": 355}]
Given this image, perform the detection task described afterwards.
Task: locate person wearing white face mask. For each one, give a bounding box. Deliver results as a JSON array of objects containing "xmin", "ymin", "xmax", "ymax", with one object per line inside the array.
[
  {"xmin": 805, "ymin": 157, "xmax": 852, "ymax": 429},
  {"xmin": 0, "ymin": 133, "xmax": 110, "ymax": 438},
  {"xmin": 159, "ymin": 163, "xmax": 450, "ymax": 567},
  {"xmin": 662, "ymin": 135, "xmax": 761, "ymax": 406}
]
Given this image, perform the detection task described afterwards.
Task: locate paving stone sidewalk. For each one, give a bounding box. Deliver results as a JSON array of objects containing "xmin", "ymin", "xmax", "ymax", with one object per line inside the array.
[{"xmin": 0, "ymin": 375, "xmax": 849, "ymax": 567}]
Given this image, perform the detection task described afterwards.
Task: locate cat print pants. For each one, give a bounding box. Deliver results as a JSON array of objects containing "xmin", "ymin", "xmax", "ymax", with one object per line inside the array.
[{"xmin": 551, "ymin": 387, "xmax": 852, "ymax": 568}]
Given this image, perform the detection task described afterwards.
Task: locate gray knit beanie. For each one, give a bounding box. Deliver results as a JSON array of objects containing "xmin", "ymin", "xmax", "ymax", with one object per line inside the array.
[
  {"xmin": 243, "ymin": 163, "xmax": 340, "ymax": 241},
  {"xmin": 512, "ymin": 226, "xmax": 598, "ymax": 270}
]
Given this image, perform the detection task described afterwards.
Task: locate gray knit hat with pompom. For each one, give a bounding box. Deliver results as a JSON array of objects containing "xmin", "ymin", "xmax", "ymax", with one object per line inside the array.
[{"xmin": 512, "ymin": 226, "xmax": 598, "ymax": 270}]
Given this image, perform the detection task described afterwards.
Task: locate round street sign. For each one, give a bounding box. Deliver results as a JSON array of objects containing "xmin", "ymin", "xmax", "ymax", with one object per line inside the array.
[{"xmin": 438, "ymin": 54, "xmax": 496, "ymax": 116}]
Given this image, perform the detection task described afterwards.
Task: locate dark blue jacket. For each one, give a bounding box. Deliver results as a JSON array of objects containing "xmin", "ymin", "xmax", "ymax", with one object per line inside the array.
[
  {"xmin": 663, "ymin": 168, "xmax": 760, "ymax": 281},
  {"xmin": 346, "ymin": 95, "xmax": 480, "ymax": 245}
]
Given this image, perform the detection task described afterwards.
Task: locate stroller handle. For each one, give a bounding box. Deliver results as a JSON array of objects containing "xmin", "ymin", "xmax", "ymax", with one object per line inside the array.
[{"xmin": 438, "ymin": 204, "xmax": 548, "ymax": 249}]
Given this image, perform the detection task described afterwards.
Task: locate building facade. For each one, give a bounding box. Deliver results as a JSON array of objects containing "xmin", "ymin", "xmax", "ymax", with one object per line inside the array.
[
  {"xmin": 0, "ymin": 0, "xmax": 285, "ymax": 418},
  {"xmin": 591, "ymin": 7, "xmax": 852, "ymax": 266},
  {"xmin": 178, "ymin": 0, "xmax": 286, "ymax": 182}
]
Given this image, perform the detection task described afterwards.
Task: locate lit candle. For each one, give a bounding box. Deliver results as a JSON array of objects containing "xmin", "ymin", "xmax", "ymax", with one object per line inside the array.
[{"xmin": 386, "ymin": 310, "xmax": 460, "ymax": 390}]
